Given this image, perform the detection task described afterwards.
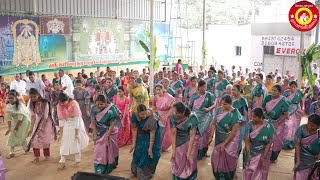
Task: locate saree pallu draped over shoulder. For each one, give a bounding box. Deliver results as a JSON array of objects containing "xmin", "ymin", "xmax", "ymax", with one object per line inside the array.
[
  {"xmin": 189, "ymin": 91, "xmax": 215, "ymax": 160},
  {"xmin": 242, "ymin": 121, "xmax": 275, "ymax": 180},
  {"xmin": 294, "ymin": 125, "xmax": 319, "ymax": 180},
  {"xmin": 92, "ymin": 103, "xmax": 121, "ymax": 174},
  {"xmin": 170, "ymin": 114, "xmax": 199, "ymax": 180},
  {"xmin": 211, "ymin": 108, "xmax": 242, "ymax": 180},
  {"xmin": 283, "ymin": 90, "xmax": 303, "ymax": 149},
  {"xmin": 262, "ymin": 95, "xmax": 291, "ymax": 161},
  {"xmin": 131, "ymin": 111, "xmax": 165, "ymax": 180}
]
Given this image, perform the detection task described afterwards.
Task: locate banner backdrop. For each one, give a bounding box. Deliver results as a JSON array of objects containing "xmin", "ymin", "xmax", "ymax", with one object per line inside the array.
[{"xmin": 0, "ymin": 15, "xmax": 172, "ymax": 75}]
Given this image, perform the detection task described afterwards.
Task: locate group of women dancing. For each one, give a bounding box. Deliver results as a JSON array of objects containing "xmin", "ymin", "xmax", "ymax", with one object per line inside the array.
[{"xmin": 2, "ymin": 67, "xmax": 320, "ymax": 180}]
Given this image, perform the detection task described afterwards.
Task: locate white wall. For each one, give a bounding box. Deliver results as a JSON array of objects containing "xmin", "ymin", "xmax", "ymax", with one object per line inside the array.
[{"xmin": 206, "ymin": 25, "xmax": 251, "ymax": 69}]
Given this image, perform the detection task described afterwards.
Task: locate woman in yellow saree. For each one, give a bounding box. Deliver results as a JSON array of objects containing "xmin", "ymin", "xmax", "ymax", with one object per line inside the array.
[{"xmin": 128, "ymin": 77, "xmax": 149, "ymax": 114}]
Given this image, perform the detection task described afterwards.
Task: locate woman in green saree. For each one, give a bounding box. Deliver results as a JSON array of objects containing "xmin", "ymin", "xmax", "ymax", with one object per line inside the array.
[
  {"xmin": 250, "ymin": 74, "xmax": 267, "ymax": 119},
  {"xmin": 262, "ymin": 85, "xmax": 291, "ymax": 162},
  {"xmin": 189, "ymin": 80, "xmax": 215, "ymax": 160},
  {"xmin": 293, "ymin": 114, "xmax": 320, "ymax": 180},
  {"xmin": 209, "ymin": 95, "xmax": 242, "ymax": 180},
  {"xmin": 232, "ymin": 84, "xmax": 248, "ymax": 154},
  {"xmin": 213, "ymin": 70, "xmax": 229, "ymax": 107}
]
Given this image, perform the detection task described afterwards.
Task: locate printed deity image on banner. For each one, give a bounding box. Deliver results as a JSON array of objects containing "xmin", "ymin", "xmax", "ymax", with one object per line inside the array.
[{"xmin": 12, "ymin": 19, "xmax": 41, "ymax": 67}]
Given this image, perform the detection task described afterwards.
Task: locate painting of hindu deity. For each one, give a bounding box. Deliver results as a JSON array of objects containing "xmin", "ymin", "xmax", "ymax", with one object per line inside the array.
[
  {"xmin": 40, "ymin": 16, "xmax": 70, "ymax": 35},
  {"xmin": 11, "ymin": 19, "xmax": 41, "ymax": 67}
]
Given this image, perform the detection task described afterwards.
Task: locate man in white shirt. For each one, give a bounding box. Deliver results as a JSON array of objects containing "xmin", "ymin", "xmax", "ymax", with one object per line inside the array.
[
  {"xmin": 244, "ymin": 68, "xmax": 250, "ymax": 79},
  {"xmin": 58, "ymin": 69, "xmax": 74, "ymax": 98},
  {"xmin": 10, "ymin": 73, "xmax": 27, "ymax": 96},
  {"xmin": 26, "ymin": 71, "xmax": 45, "ymax": 97}
]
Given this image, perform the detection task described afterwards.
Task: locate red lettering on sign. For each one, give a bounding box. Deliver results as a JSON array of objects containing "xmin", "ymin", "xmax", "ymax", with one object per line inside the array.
[{"xmin": 276, "ymin": 48, "xmax": 281, "ymax": 53}]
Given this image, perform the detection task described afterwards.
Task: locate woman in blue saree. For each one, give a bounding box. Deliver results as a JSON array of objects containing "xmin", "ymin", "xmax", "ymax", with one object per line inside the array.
[
  {"xmin": 282, "ymin": 81, "xmax": 304, "ymax": 149},
  {"xmin": 130, "ymin": 104, "xmax": 164, "ymax": 180},
  {"xmin": 170, "ymin": 102, "xmax": 198, "ymax": 180},
  {"xmin": 232, "ymin": 84, "xmax": 248, "ymax": 154},
  {"xmin": 242, "ymin": 107, "xmax": 275, "ymax": 180},
  {"xmin": 293, "ymin": 114, "xmax": 320, "ymax": 180},
  {"xmin": 209, "ymin": 95, "xmax": 242, "ymax": 180},
  {"xmin": 91, "ymin": 95, "xmax": 121, "ymax": 174},
  {"xmin": 262, "ymin": 85, "xmax": 291, "ymax": 162},
  {"xmin": 189, "ymin": 80, "xmax": 215, "ymax": 160}
]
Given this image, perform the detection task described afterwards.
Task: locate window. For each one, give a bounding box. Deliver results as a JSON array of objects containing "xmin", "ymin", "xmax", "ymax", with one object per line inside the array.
[
  {"xmin": 235, "ymin": 46, "xmax": 242, "ymax": 56},
  {"xmin": 263, "ymin": 46, "xmax": 275, "ymax": 55}
]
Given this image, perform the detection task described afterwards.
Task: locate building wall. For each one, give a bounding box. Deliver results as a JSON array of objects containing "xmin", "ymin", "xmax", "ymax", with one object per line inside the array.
[{"xmin": 206, "ymin": 25, "xmax": 251, "ymax": 69}]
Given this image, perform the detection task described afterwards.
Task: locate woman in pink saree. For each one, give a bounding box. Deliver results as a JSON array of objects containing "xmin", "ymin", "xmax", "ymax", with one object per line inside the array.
[
  {"xmin": 242, "ymin": 108, "xmax": 274, "ymax": 180},
  {"xmin": 208, "ymin": 95, "xmax": 242, "ymax": 179},
  {"xmin": 293, "ymin": 114, "xmax": 320, "ymax": 180},
  {"xmin": 113, "ymin": 86, "xmax": 132, "ymax": 147},
  {"xmin": 153, "ymin": 84, "xmax": 175, "ymax": 152}
]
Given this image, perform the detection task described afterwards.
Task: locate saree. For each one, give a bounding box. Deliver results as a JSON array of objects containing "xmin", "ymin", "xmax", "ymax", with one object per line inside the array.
[
  {"xmin": 282, "ymin": 90, "xmax": 304, "ymax": 149},
  {"xmin": 205, "ymin": 77, "xmax": 216, "ymax": 93},
  {"xmin": 214, "ymin": 79, "xmax": 229, "ymax": 106},
  {"xmin": 73, "ymin": 89, "xmax": 91, "ymax": 132},
  {"xmin": 294, "ymin": 125, "xmax": 319, "ymax": 180},
  {"xmin": 170, "ymin": 80, "xmax": 183, "ymax": 103},
  {"xmin": 170, "ymin": 114, "xmax": 199, "ymax": 180},
  {"xmin": 131, "ymin": 111, "xmax": 165, "ymax": 180},
  {"xmin": 211, "ymin": 108, "xmax": 242, "ymax": 180},
  {"xmin": 232, "ymin": 97, "xmax": 249, "ymax": 154},
  {"xmin": 189, "ymin": 91, "xmax": 215, "ymax": 160},
  {"xmin": 113, "ymin": 96, "xmax": 132, "ymax": 147},
  {"xmin": 105, "ymin": 86, "xmax": 118, "ymax": 103},
  {"xmin": 0, "ymin": 91, "xmax": 7, "ymax": 117},
  {"xmin": 166, "ymin": 87, "xmax": 176, "ymax": 97},
  {"xmin": 85, "ymin": 78, "xmax": 97, "ymax": 97},
  {"xmin": 153, "ymin": 93, "xmax": 175, "ymax": 151},
  {"xmin": 112, "ymin": 78, "xmax": 121, "ymax": 86},
  {"xmin": 262, "ymin": 95, "xmax": 291, "ymax": 161},
  {"xmin": 183, "ymin": 86, "xmax": 197, "ymax": 105},
  {"xmin": 304, "ymin": 85, "xmax": 319, "ymax": 115},
  {"xmin": 92, "ymin": 104, "xmax": 121, "ymax": 174},
  {"xmin": 308, "ymin": 101, "xmax": 320, "ymax": 115},
  {"xmin": 5, "ymin": 103, "xmax": 31, "ymax": 148},
  {"xmin": 250, "ymin": 83, "xmax": 267, "ymax": 109},
  {"xmin": 242, "ymin": 121, "xmax": 275, "ymax": 180},
  {"xmin": 128, "ymin": 84, "xmax": 150, "ymax": 114}
]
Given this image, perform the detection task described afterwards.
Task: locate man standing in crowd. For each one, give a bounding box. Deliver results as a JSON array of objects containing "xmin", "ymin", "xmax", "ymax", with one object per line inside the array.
[
  {"xmin": 10, "ymin": 73, "xmax": 27, "ymax": 96},
  {"xmin": 58, "ymin": 69, "xmax": 74, "ymax": 98},
  {"xmin": 26, "ymin": 71, "xmax": 45, "ymax": 97}
]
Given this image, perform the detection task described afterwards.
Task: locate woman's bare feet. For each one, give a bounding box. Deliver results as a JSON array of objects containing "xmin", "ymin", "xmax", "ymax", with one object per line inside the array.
[
  {"xmin": 6, "ymin": 154, "xmax": 14, "ymax": 159},
  {"xmin": 32, "ymin": 158, "xmax": 39, "ymax": 163},
  {"xmin": 57, "ymin": 163, "xmax": 66, "ymax": 171},
  {"xmin": 44, "ymin": 157, "xmax": 50, "ymax": 161},
  {"xmin": 205, "ymin": 153, "xmax": 210, "ymax": 158},
  {"xmin": 271, "ymin": 160, "xmax": 278, "ymax": 163}
]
